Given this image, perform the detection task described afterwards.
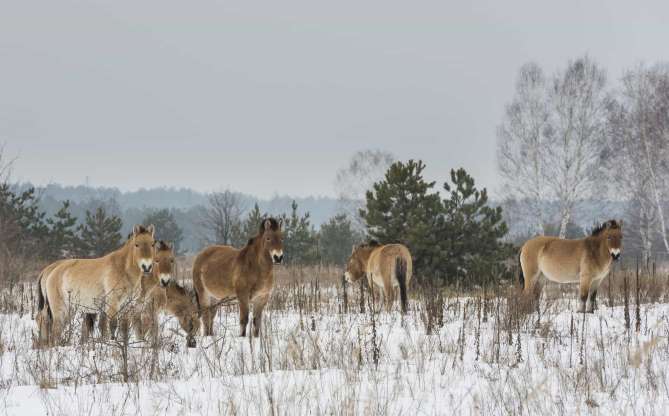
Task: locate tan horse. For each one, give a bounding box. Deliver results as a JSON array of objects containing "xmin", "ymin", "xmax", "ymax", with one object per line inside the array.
[
  {"xmin": 36, "ymin": 260, "xmax": 67, "ymax": 345},
  {"xmin": 138, "ymin": 241, "xmax": 200, "ymax": 348},
  {"xmin": 193, "ymin": 218, "xmax": 283, "ymax": 337},
  {"xmin": 520, "ymin": 219, "xmax": 623, "ymax": 313},
  {"xmin": 344, "ymin": 241, "xmax": 412, "ymax": 313},
  {"xmin": 38, "ymin": 225, "xmax": 155, "ymax": 344}
]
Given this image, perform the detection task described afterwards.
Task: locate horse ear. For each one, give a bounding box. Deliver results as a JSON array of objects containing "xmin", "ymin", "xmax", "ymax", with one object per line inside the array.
[
  {"xmin": 352, "ymin": 244, "xmax": 356, "ymax": 254},
  {"xmin": 264, "ymin": 219, "xmax": 272, "ymax": 231},
  {"xmin": 278, "ymin": 218, "xmax": 284, "ymax": 229},
  {"xmin": 147, "ymin": 224, "xmax": 155, "ymax": 237},
  {"xmin": 132, "ymin": 224, "xmax": 142, "ymax": 236}
]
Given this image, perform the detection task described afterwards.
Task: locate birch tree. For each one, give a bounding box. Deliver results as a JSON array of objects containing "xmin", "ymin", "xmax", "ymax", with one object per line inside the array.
[
  {"xmin": 334, "ymin": 150, "xmax": 395, "ymax": 230},
  {"xmin": 497, "ymin": 63, "xmax": 551, "ymax": 235},
  {"xmin": 605, "ymin": 64, "xmax": 669, "ymax": 257},
  {"xmin": 544, "ymin": 56, "xmax": 609, "ymax": 238}
]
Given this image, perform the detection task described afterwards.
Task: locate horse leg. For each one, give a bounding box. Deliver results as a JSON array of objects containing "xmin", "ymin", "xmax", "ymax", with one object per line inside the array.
[
  {"xmin": 48, "ymin": 305, "xmax": 66, "ymax": 347},
  {"xmin": 36, "ymin": 305, "xmax": 52, "ymax": 347},
  {"xmin": 383, "ymin": 281, "xmax": 395, "ymax": 313},
  {"xmin": 106, "ymin": 302, "xmax": 119, "ymax": 341},
  {"xmin": 252, "ymin": 295, "xmax": 269, "ymax": 338},
  {"xmin": 80, "ymin": 313, "xmax": 96, "ymax": 344},
  {"xmin": 578, "ymin": 274, "xmax": 593, "ymax": 313},
  {"xmin": 98, "ymin": 314, "xmax": 109, "ymax": 339},
  {"xmin": 238, "ymin": 294, "xmax": 250, "ymax": 337},
  {"xmin": 522, "ymin": 267, "xmax": 541, "ymax": 299},
  {"xmin": 199, "ymin": 295, "xmax": 216, "ymax": 337},
  {"xmin": 587, "ymin": 277, "xmax": 604, "ymax": 313}
]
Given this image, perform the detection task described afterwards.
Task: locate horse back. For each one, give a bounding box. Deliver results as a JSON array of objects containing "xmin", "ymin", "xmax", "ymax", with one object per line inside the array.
[
  {"xmin": 522, "ymin": 236, "xmax": 585, "ymax": 281},
  {"xmin": 194, "ymin": 245, "xmax": 239, "ymax": 297},
  {"xmin": 367, "ymin": 244, "xmax": 413, "ymax": 286}
]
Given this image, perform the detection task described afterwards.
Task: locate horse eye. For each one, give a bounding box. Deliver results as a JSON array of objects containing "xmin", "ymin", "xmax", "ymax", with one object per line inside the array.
[{"xmin": 135, "ymin": 244, "xmax": 139, "ymax": 248}]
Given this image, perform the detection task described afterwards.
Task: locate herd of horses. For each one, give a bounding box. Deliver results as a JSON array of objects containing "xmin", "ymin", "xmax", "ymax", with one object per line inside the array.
[{"xmin": 33, "ymin": 217, "xmax": 624, "ymax": 349}]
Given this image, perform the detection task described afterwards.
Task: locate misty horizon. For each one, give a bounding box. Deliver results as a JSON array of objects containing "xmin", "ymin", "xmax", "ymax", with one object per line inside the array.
[{"xmin": 3, "ymin": 1, "xmax": 668, "ymax": 198}]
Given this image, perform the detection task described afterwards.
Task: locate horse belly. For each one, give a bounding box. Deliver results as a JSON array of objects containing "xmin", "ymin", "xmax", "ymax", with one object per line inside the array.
[
  {"xmin": 539, "ymin": 259, "xmax": 580, "ymax": 284},
  {"xmin": 61, "ymin": 277, "xmax": 103, "ymax": 311}
]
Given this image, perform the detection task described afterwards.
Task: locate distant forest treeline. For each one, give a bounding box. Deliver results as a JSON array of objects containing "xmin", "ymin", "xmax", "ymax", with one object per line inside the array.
[
  {"xmin": 15, "ymin": 182, "xmax": 634, "ymax": 254},
  {"xmin": 15, "ymin": 183, "xmax": 340, "ymax": 253}
]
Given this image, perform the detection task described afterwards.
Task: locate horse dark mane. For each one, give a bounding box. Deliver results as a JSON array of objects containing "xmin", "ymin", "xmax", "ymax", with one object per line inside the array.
[
  {"xmin": 243, "ymin": 217, "xmax": 281, "ymax": 249},
  {"xmin": 126, "ymin": 225, "xmax": 154, "ymax": 240},
  {"xmin": 358, "ymin": 240, "xmax": 381, "ymax": 249},
  {"xmin": 257, "ymin": 217, "xmax": 280, "ymax": 233},
  {"xmin": 591, "ymin": 220, "xmax": 621, "ymax": 237},
  {"xmin": 155, "ymin": 240, "xmax": 171, "ymax": 252}
]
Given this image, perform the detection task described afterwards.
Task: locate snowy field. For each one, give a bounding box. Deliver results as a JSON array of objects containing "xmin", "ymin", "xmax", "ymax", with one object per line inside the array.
[{"xmin": 0, "ymin": 269, "xmax": 668, "ymax": 415}]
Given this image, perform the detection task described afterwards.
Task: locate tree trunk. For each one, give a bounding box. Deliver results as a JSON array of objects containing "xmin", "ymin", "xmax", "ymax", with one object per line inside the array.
[{"xmin": 558, "ymin": 207, "xmax": 571, "ymax": 239}]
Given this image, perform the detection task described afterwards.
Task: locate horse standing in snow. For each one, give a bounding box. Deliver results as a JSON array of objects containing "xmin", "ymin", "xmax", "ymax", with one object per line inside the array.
[
  {"xmin": 37, "ymin": 225, "xmax": 156, "ymax": 345},
  {"xmin": 519, "ymin": 219, "xmax": 623, "ymax": 313},
  {"xmin": 139, "ymin": 240, "xmax": 200, "ymax": 348},
  {"xmin": 344, "ymin": 241, "xmax": 413, "ymax": 313},
  {"xmin": 192, "ymin": 218, "xmax": 284, "ymax": 337}
]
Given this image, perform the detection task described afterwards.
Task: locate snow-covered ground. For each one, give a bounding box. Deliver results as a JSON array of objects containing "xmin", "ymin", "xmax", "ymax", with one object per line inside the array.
[{"xmin": 1, "ymin": 282, "xmax": 668, "ymax": 415}]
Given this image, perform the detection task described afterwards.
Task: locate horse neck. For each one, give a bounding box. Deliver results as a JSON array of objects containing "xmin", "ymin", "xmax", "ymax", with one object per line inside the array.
[
  {"xmin": 243, "ymin": 238, "xmax": 272, "ymax": 272},
  {"xmin": 588, "ymin": 235, "xmax": 610, "ymax": 263},
  {"xmin": 141, "ymin": 269, "xmax": 159, "ymax": 295},
  {"xmin": 358, "ymin": 247, "xmax": 375, "ymax": 266},
  {"xmin": 114, "ymin": 240, "xmax": 141, "ymax": 278}
]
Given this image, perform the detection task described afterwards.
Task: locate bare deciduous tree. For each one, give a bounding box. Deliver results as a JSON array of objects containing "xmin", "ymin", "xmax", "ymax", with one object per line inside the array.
[
  {"xmin": 497, "ymin": 63, "xmax": 551, "ymax": 235},
  {"xmin": 545, "ymin": 56, "xmax": 610, "ymax": 238},
  {"xmin": 334, "ymin": 149, "xmax": 395, "ymax": 230},
  {"xmin": 498, "ymin": 57, "xmax": 610, "ymax": 238},
  {"xmin": 605, "ymin": 64, "xmax": 669, "ymax": 258},
  {"xmin": 198, "ymin": 189, "xmax": 246, "ymax": 246}
]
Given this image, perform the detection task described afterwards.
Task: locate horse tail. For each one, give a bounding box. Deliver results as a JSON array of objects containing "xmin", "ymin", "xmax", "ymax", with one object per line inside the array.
[
  {"xmin": 518, "ymin": 250, "xmax": 525, "ymax": 289},
  {"xmin": 37, "ymin": 269, "xmax": 47, "ymax": 312},
  {"xmin": 191, "ymin": 256, "xmax": 204, "ymax": 315},
  {"xmin": 396, "ymin": 257, "xmax": 408, "ymax": 314}
]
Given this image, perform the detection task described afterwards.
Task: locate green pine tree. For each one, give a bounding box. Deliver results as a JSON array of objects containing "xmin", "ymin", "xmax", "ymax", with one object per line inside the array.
[
  {"xmin": 76, "ymin": 206, "xmax": 123, "ymax": 258},
  {"xmin": 0, "ymin": 184, "xmax": 50, "ymax": 258},
  {"xmin": 45, "ymin": 200, "xmax": 80, "ymax": 259},
  {"xmin": 318, "ymin": 214, "xmax": 362, "ymax": 265},
  {"xmin": 142, "ymin": 208, "xmax": 184, "ymax": 254},
  {"xmin": 361, "ymin": 160, "xmax": 443, "ymax": 274},
  {"xmin": 241, "ymin": 203, "xmax": 265, "ymax": 241},
  {"xmin": 280, "ymin": 201, "xmax": 318, "ymax": 265},
  {"xmin": 437, "ymin": 168, "xmax": 513, "ymax": 283}
]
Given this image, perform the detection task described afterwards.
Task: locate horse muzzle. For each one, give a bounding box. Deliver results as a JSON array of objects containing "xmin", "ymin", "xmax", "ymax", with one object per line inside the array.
[
  {"xmin": 271, "ymin": 250, "xmax": 284, "ymax": 265},
  {"xmin": 140, "ymin": 260, "xmax": 153, "ymax": 276},
  {"xmin": 186, "ymin": 335, "xmax": 196, "ymax": 348},
  {"xmin": 610, "ymin": 249, "xmax": 621, "ymax": 261},
  {"xmin": 159, "ymin": 276, "xmax": 172, "ymax": 287}
]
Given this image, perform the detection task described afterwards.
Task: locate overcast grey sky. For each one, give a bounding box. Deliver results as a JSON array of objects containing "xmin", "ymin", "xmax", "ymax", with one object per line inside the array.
[{"xmin": 1, "ymin": 1, "xmax": 667, "ymax": 198}]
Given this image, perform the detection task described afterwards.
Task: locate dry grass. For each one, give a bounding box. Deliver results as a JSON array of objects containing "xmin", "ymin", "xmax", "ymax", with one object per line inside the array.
[{"xmin": 0, "ymin": 262, "xmax": 667, "ymax": 414}]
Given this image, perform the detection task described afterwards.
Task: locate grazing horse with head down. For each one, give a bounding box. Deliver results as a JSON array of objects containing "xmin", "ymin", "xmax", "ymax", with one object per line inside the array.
[
  {"xmin": 193, "ymin": 218, "xmax": 284, "ymax": 337},
  {"xmin": 37, "ymin": 225, "xmax": 156, "ymax": 345},
  {"xmin": 138, "ymin": 240, "xmax": 200, "ymax": 348},
  {"xmin": 344, "ymin": 241, "xmax": 412, "ymax": 313},
  {"xmin": 520, "ymin": 219, "xmax": 623, "ymax": 313}
]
